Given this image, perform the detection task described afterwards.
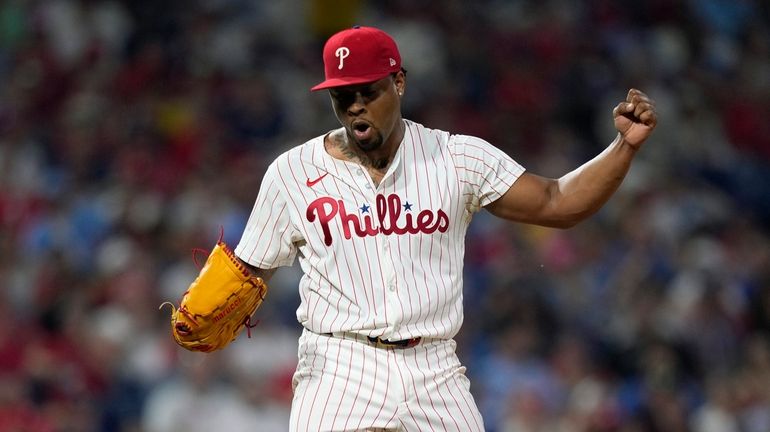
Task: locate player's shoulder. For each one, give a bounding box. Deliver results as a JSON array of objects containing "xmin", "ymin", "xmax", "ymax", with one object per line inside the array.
[
  {"xmin": 404, "ymin": 119, "xmax": 490, "ymax": 150},
  {"xmin": 403, "ymin": 119, "xmax": 452, "ymax": 147},
  {"xmin": 268, "ymin": 133, "xmax": 326, "ymax": 166},
  {"xmin": 406, "ymin": 120, "xmax": 492, "ymax": 154},
  {"xmin": 259, "ymin": 134, "xmax": 326, "ymax": 182}
]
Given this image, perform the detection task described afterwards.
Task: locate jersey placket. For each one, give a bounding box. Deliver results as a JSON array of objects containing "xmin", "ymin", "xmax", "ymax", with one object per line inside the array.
[
  {"xmin": 352, "ymin": 167, "xmax": 375, "ymax": 194},
  {"xmin": 373, "ymin": 155, "xmax": 405, "ymax": 339},
  {"xmin": 347, "ymin": 163, "xmax": 397, "ymax": 334},
  {"xmin": 378, "ymin": 234, "xmax": 403, "ymax": 337}
]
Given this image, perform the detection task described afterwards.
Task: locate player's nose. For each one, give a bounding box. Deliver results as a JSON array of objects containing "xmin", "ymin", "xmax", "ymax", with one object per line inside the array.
[{"xmin": 347, "ymin": 93, "xmax": 366, "ymax": 116}]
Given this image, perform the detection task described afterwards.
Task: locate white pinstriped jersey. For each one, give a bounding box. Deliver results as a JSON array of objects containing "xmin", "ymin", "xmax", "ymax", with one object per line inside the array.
[{"xmin": 235, "ymin": 119, "xmax": 524, "ymax": 341}]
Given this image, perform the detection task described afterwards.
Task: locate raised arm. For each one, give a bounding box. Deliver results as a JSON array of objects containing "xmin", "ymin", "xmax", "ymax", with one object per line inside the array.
[{"xmin": 485, "ymin": 88, "xmax": 657, "ymax": 228}]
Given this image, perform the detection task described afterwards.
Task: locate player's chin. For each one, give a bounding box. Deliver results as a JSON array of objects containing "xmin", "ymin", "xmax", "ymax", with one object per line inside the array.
[
  {"xmin": 357, "ymin": 139, "xmax": 381, "ymax": 152},
  {"xmin": 352, "ymin": 133, "xmax": 383, "ymax": 151}
]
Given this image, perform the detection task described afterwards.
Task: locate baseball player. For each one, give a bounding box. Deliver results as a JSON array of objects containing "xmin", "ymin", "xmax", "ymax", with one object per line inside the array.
[{"xmin": 234, "ymin": 25, "xmax": 657, "ymax": 431}]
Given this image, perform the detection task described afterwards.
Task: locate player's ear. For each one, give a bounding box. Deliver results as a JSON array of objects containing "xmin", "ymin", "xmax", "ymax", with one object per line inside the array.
[{"xmin": 393, "ymin": 70, "xmax": 406, "ymax": 96}]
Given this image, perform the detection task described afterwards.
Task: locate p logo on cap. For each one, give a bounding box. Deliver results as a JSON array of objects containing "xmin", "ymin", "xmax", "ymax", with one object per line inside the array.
[
  {"xmin": 311, "ymin": 26, "xmax": 402, "ymax": 91},
  {"xmin": 336, "ymin": 47, "xmax": 350, "ymax": 69}
]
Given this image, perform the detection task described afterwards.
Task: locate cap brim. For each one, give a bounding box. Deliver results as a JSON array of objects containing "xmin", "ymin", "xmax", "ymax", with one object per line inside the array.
[{"xmin": 310, "ymin": 71, "xmax": 393, "ymax": 91}]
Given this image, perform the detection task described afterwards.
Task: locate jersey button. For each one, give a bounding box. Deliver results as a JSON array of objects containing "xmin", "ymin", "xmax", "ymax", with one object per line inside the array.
[{"xmin": 357, "ymin": 169, "xmax": 364, "ymax": 176}]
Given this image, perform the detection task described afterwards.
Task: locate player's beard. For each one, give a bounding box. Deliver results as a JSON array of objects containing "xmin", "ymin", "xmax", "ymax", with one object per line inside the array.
[{"xmin": 348, "ymin": 127, "xmax": 384, "ymax": 152}]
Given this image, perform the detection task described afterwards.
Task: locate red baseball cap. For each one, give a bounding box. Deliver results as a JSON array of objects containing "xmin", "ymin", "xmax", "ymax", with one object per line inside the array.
[{"xmin": 311, "ymin": 26, "xmax": 402, "ymax": 91}]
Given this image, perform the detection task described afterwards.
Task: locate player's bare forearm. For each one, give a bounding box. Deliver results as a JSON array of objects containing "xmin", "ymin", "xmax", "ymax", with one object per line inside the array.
[
  {"xmin": 236, "ymin": 257, "xmax": 277, "ymax": 282},
  {"xmin": 547, "ymin": 134, "xmax": 638, "ymax": 226},
  {"xmin": 487, "ymin": 139, "xmax": 636, "ymax": 228},
  {"xmin": 486, "ymin": 89, "xmax": 656, "ymax": 228}
]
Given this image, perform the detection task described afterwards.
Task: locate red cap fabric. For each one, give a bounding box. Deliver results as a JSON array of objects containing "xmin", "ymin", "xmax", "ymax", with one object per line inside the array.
[{"xmin": 311, "ymin": 26, "xmax": 402, "ymax": 91}]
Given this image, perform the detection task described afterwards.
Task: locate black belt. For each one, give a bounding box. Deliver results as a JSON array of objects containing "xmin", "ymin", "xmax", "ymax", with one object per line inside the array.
[
  {"xmin": 322, "ymin": 332, "xmax": 421, "ymax": 349},
  {"xmin": 367, "ymin": 335, "xmax": 421, "ymax": 348}
]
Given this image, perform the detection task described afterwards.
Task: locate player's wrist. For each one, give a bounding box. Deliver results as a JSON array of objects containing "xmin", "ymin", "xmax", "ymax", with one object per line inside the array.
[{"xmin": 614, "ymin": 133, "xmax": 642, "ymax": 152}]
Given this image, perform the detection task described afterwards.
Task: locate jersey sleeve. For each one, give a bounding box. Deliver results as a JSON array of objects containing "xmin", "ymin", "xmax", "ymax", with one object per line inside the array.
[
  {"xmin": 235, "ymin": 159, "xmax": 300, "ymax": 269},
  {"xmin": 450, "ymin": 134, "xmax": 526, "ymax": 209}
]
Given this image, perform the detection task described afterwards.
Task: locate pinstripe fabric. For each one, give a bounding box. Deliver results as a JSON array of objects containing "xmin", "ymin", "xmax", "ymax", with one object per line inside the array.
[
  {"xmin": 289, "ymin": 329, "xmax": 484, "ymax": 431},
  {"xmin": 235, "ymin": 119, "xmax": 524, "ymax": 341},
  {"xmin": 234, "ymin": 119, "xmax": 524, "ymax": 429}
]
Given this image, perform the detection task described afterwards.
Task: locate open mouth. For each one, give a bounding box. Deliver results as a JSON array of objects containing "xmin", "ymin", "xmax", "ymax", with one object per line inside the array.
[{"xmin": 352, "ymin": 120, "xmax": 373, "ymax": 141}]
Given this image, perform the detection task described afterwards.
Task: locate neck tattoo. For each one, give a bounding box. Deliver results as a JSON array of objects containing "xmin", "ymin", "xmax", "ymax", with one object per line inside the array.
[
  {"xmin": 372, "ymin": 158, "xmax": 389, "ymax": 170},
  {"xmin": 335, "ymin": 137, "xmax": 389, "ymax": 171}
]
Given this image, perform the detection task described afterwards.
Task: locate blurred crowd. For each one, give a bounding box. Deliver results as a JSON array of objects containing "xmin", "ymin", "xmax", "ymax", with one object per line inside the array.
[{"xmin": 1, "ymin": 0, "xmax": 769, "ymax": 431}]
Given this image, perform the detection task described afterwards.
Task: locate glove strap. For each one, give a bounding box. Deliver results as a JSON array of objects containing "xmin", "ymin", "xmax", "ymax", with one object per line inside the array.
[
  {"xmin": 243, "ymin": 316, "xmax": 260, "ymax": 338},
  {"xmin": 191, "ymin": 248, "xmax": 209, "ymax": 269}
]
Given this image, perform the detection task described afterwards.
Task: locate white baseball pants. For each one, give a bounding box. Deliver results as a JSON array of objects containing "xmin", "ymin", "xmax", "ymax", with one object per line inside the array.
[{"xmin": 289, "ymin": 329, "xmax": 485, "ymax": 431}]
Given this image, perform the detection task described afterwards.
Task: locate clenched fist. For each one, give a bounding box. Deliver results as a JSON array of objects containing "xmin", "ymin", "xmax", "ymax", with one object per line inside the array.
[{"xmin": 613, "ymin": 88, "xmax": 658, "ymax": 149}]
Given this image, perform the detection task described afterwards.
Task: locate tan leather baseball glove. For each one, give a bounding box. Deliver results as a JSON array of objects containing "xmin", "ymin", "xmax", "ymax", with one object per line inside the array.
[{"xmin": 161, "ymin": 240, "xmax": 267, "ymax": 352}]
